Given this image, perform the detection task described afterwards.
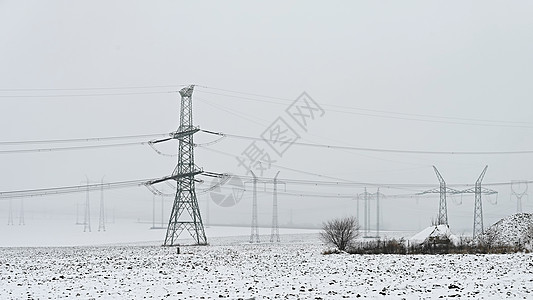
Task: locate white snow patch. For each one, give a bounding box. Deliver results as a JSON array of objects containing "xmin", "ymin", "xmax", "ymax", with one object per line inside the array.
[
  {"xmin": 1, "ymin": 235, "xmax": 532, "ymax": 299},
  {"xmin": 482, "ymin": 213, "xmax": 533, "ymax": 247},
  {"xmin": 410, "ymin": 224, "xmax": 460, "ymax": 245}
]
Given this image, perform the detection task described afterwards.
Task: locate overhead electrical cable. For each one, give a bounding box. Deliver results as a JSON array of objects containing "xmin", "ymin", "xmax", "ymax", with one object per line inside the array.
[
  {"xmin": 0, "ymin": 84, "xmax": 186, "ymax": 92},
  {"xmin": 0, "ymin": 133, "xmax": 170, "ymax": 145},
  {"xmin": 0, "ymin": 179, "xmax": 152, "ymax": 199},
  {"xmin": 195, "ymin": 86, "xmax": 533, "ymax": 128},
  {"xmin": 0, "ymin": 141, "xmax": 150, "ymax": 154},
  {"xmin": 196, "ymin": 96, "xmax": 429, "ymax": 168},
  {"xmin": 0, "ymin": 90, "xmax": 178, "ymax": 98},
  {"xmin": 197, "ymin": 148, "xmax": 434, "ymax": 193},
  {"xmin": 201, "ymin": 129, "xmax": 533, "ymax": 155}
]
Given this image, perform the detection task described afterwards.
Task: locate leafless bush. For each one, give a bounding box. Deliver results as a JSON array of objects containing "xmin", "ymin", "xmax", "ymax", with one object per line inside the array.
[
  {"xmin": 477, "ymin": 227, "xmax": 500, "ymax": 251},
  {"xmin": 349, "ymin": 238, "xmax": 407, "ymax": 254},
  {"xmin": 320, "ymin": 216, "xmax": 360, "ymax": 251},
  {"xmin": 525, "ymin": 224, "xmax": 533, "ymax": 250}
]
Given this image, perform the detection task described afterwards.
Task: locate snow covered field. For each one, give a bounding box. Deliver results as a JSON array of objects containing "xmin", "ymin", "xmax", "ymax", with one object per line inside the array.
[{"xmin": 2, "ymin": 232, "xmax": 532, "ymax": 299}]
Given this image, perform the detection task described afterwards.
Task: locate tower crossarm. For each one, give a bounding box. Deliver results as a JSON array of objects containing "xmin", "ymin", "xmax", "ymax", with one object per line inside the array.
[
  {"xmin": 458, "ymin": 187, "xmax": 497, "ymax": 195},
  {"xmin": 146, "ymin": 170, "xmax": 204, "ymax": 186},
  {"xmin": 149, "ymin": 127, "xmax": 200, "ymax": 145},
  {"xmin": 418, "ymin": 187, "xmax": 462, "ymax": 195},
  {"xmin": 172, "ymin": 127, "xmax": 200, "ymax": 139}
]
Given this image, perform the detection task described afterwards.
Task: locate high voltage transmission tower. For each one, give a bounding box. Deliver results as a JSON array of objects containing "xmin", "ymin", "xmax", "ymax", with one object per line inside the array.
[
  {"xmin": 419, "ymin": 166, "xmax": 460, "ymax": 226},
  {"xmin": 7, "ymin": 199, "xmax": 14, "ymax": 225},
  {"xmin": 358, "ymin": 188, "xmax": 373, "ymax": 237},
  {"xmin": 246, "ymin": 170, "xmax": 285, "ymax": 243},
  {"xmin": 419, "ymin": 165, "xmax": 497, "ymax": 238},
  {"xmin": 19, "ymin": 199, "xmax": 25, "ymax": 225},
  {"xmin": 473, "ymin": 166, "xmax": 488, "ymax": 238},
  {"xmin": 460, "ymin": 166, "xmax": 497, "ymax": 238},
  {"xmin": 510, "ymin": 181, "xmax": 528, "ymax": 213},
  {"xmin": 270, "ymin": 171, "xmax": 285, "ymax": 243},
  {"xmin": 148, "ymin": 85, "xmax": 207, "ymax": 246},
  {"xmin": 356, "ymin": 188, "xmax": 384, "ymax": 238},
  {"xmin": 98, "ymin": 178, "xmax": 106, "ymax": 232},
  {"xmin": 84, "ymin": 180, "xmax": 91, "ymax": 232},
  {"xmin": 375, "ymin": 188, "xmax": 385, "ymax": 238},
  {"xmin": 249, "ymin": 171, "xmax": 260, "ymax": 243}
]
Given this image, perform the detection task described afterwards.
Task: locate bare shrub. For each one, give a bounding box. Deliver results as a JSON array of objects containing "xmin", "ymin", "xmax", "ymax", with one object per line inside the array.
[
  {"xmin": 320, "ymin": 216, "xmax": 360, "ymax": 251},
  {"xmin": 525, "ymin": 224, "xmax": 533, "ymax": 250},
  {"xmin": 477, "ymin": 226, "xmax": 500, "ymax": 252},
  {"xmin": 349, "ymin": 238, "xmax": 407, "ymax": 254}
]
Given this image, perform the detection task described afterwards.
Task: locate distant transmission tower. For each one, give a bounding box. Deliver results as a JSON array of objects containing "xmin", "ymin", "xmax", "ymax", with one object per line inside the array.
[
  {"xmin": 374, "ymin": 188, "xmax": 385, "ymax": 238},
  {"xmin": 510, "ymin": 181, "xmax": 528, "ymax": 213},
  {"xmin": 76, "ymin": 200, "xmax": 81, "ymax": 225},
  {"xmin": 98, "ymin": 178, "xmax": 106, "ymax": 232},
  {"xmin": 249, "ymin": 170, "xmax": 260, "ymax": 243},
  {"xmin": 434, "ymin": 167, "xmax": 448, "ymax": 225},
  {"xmin": 358, "ymin": 188, "xmax": 372, "ymax": 237},
  {"xmin": 19, "ymin": 199, "xmax": 25, "ymax": 225},
  {"xmin": 84, "ymin": 180, "xmax": 91, "ymax": 232},
  {"xmin": 270, "ymin": 171, "xmax": 282, "ymax": 243},
  {"xmin": 459, "ymin": 166, "xmax": 497, "ymax": 238},
  {"xmin": 149, "ymin": 85, "xmax": 207, "ymax": 246},
  {"xmin": 419, "ymin": 166, "xmax": 460, "ymax": 226},
  {"xmin": 205, "ymin": 194, "xmax": 210, "ymax": 228},
  {"xmin": 472, "ymin": 166, "xmax": 487, "ymax": 238},
  {"xmin": 161, "ymin": 195, "xmax": 164, "ymax": 228},
  {"xmin": 8, "ymin": 199, "xmax": 14, "ymax": 225},
  {"xmin": 152, "ymin": 194, "xmax": 156, "ymax": 229}
]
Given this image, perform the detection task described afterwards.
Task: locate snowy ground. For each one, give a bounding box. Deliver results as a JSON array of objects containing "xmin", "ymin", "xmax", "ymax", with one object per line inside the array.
[{"xmin": 1, "ymin": 232, "xmax": 533, "ymax": 299}]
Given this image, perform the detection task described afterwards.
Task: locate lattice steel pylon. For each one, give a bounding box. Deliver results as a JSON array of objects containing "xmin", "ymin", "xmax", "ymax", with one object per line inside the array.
[
  {"xmin": 434, "ymin": 166, "xmax": 448, "ymax": 225},
  {"xmin": 249, "ymin": 170, "xmax": 260, "ymax": 243},
  {"xmin": 357, "ymin": 188, "xmax": 372, "ymax": 237},
  {"xmin": 7, "ymin": 199, "xmax": 14, "ymax": 225},
  {"xmin": 161, "ymin": 85, "xmax": 207, "ymax": 246},
  {"xmin": 458, "ymin": 166, "xmax": 497, "ymax": 238},
  {"xmin": 473, "ymin": 166, "xmax": 487, "ymax": 238},
  {"xmin": 511, "ymin": 181, "xmax": 528, "ymax": 213},
  {"xmin": 98, "ymin": 178, "xmax": 106, "ymax": 232},
  {"xmin": 84, "ymin": 182, "xmax": 91, "ymax": 232},
  {"xmin": 418, "ymin": 166, "xmax": 461, "ymax": 226},
  {"xmin": 19, "ymin": 199, "xmax": 25, "ymax": 226},
  {"xmin": 270, "ymin": 171, "xmax": 281, "ymax": 243},
  {"xmin": 374, "ymin": 188, "xmax": 385, "ymax": 238}
]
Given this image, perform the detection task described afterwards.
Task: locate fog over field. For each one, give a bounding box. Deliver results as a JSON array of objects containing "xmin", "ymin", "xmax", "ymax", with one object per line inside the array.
[
  {"xmin": 1, "ymin": 0, "xmax": 533, "ymax": 248},
  {"xmin": 2, "ymin": 2, "xmax": 533, "ymax": 299}
]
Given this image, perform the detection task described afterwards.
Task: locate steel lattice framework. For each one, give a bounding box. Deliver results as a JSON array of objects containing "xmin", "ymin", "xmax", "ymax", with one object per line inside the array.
[
  {"xmin": 249, "ymin": 170, "xmax": 260, "ymax": 243},
  {"xmin": 473, "ymin": 166, "xmax": 488, "ymax": 238},
  {"xmin": 419, "ymin": 166, "xmax": 461, "ymax": 226},
  {"xmin": 510, "ymin": 181, "xmax": 528, "ymax": 213},
  {"xmin": 419, "ymin": 165, "xmax": 497, "ymax": 238},
  {"xmin": 270, "ymin": 171, "xmax": 281, "ymax": 243},
  {"xmin": 153, "ymin": 85, "xmax": 207, "ymax": 246},
  {"xmin": 460, "ymin": 166, "xmax": 497, "ymax": 238},
  {"xmin": 434, "ymin": 166, "xmax": 448, "ymax": 225}
]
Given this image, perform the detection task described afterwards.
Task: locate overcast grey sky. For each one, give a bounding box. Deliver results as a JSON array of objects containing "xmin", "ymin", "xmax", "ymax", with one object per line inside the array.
[{"xmin": 1, "ymin": 1, "xmax": 533, "ymax": 235}]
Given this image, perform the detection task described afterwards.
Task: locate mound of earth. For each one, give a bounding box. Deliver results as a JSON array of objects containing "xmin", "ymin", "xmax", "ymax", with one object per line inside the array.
[{"xmin": 482, "ymin": 213, "xmax": 533, "ymax": 246}]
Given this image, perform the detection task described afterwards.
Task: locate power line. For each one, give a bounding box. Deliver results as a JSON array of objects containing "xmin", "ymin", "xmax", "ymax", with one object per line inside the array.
[
  {"xmin": 0, "ymin": 84, "xmax": 185, "ymax": 92},
  {"xmin": 0, "ymin": 141, "xmax": 149, "ymax": 154},
  {"xmin": 196, "ymin": 95, "xmax": 429, "ymax": 168},
  {"xmin": 1, "ymin": 169, "xmax": 528, "ymax": 201},
  {"xmin": 0, "ymin": 133, "xmax": 170, "ymax": 145},
  {"xmin": 197, "ymin": 147, "xmax": 533, "ymax": 189},
  {"xmin": 0, "ymin": 179, "xmax": 151, "ymax": 199},
  {"xmin": 0, "ymin": 90, "xmax": 177, "ymax": 98},
  {"xmin": 195, "ymin": 86, "xmax": 533, "ymax": 128},
  {"xmin": 201, "ymin": 129, "xmax": 533, "ymax": 155}
]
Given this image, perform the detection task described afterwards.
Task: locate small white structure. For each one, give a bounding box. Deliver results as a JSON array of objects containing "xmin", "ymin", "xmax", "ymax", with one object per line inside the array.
[{"xmin": 409, "ymin": 224, "xmax": 460, "ymax": 246}]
